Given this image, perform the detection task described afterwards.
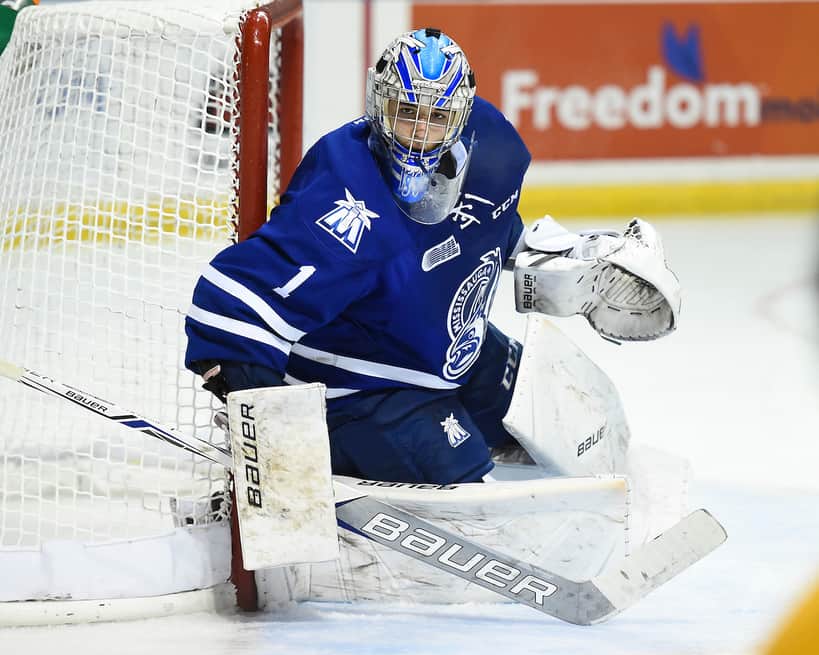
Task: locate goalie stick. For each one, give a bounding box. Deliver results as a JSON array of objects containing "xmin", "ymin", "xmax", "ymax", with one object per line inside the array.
[{"xmin": 0, "ymin": 359, "xmax": 726, "ymax": 625}]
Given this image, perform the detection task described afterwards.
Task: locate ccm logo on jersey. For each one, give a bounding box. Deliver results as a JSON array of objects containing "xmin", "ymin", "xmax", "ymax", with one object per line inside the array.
[
  {"xmin": 239, "ymin": 403, "xmax": 263, "ymax": 508},
  {"xmin": 361, "ymin": 513, "xmax": 558, "ymax": 604},
  {"xmin": 491, "ymin": 188, "xmax": 520, "ymax": 220},
  {"xmin": 501, "ymin": 338, "xmax": 521, "ymax": 391},
  {"xmin": 315, "ymin": 188, "xmax": 379, "ymax": 254}
]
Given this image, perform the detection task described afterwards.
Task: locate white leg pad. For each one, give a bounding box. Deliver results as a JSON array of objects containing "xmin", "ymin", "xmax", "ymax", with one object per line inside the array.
[
  {"xmin": 502, "ymin": 314, "xmax": 631, "ymax": 476},
  {"xmin": 227, "ymin": 383, "xmax": 339, "ymax": 570}
]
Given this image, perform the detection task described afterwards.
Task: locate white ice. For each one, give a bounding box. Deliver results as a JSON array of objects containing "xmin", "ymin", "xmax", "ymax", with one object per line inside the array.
[{"xmin": 3, "ymin": 214, "xmax": 818, "ymax": 655}]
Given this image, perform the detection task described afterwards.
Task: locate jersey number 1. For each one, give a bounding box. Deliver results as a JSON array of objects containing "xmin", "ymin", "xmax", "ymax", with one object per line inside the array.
[{"xmin": 273, "ymin": 265, "xmax": 316, "ymax": 298}]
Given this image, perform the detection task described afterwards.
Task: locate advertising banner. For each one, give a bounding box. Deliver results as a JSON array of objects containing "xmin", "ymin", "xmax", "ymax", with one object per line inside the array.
[{"xmin": 412, "ymin": 2, "xmax": 819, "ymax": 160}]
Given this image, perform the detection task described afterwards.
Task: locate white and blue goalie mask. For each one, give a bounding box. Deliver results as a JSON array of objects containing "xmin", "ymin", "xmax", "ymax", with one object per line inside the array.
[{"xmin": 366, "ymin": 28, "xmax": 476, "ymax": 224}]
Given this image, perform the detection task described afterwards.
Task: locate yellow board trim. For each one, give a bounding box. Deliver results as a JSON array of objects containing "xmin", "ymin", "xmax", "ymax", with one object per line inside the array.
[
  {"xmin": 1, "ymin": 198, "xmax": 235, "ymax": 251},
  {"xmin": 518, "ymin": 178, "xmax": 819, "ymax": 222},
  {"xmin": 3, "ymin": 182, "xmax": 817, "ymax": 249},
  {"xmin": 763, "ymin": 576, "xmax": 819, "ymax": 655}
]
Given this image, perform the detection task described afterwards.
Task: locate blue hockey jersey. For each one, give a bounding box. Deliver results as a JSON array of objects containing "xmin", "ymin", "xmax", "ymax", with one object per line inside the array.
[{"xmin": 185, "ymin": 97, "xmax": 531, "ymax": 399}]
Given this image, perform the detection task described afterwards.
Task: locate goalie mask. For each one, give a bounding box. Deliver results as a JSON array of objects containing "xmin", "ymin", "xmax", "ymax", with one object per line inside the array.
[{"xmin": 366, "ymin": 28, "xmax": 476, "ymax": 224}]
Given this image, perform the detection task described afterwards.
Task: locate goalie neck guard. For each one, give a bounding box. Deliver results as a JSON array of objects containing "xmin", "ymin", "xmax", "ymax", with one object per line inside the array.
[{"xmin": 366, "ymin": 28, "xmax": 476, "ymax": 224}]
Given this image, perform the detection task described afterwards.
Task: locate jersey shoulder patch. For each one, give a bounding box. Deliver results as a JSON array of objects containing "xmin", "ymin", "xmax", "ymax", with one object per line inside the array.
[
  {"xmin": 314, "ymin": 187, "xmax": 380, "ymax": 254},
  {"xmin": 278, "ymin": 125, "xmax": 408, "ymax": 263}
]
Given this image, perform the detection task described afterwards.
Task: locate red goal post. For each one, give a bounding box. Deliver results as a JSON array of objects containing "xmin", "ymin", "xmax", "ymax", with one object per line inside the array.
[
  {"xmin": 239, "ymin": 0, "xmax": 303, "ymax": 242},
  {"xmin": 234, "ymin": 0, "xmax": 304, "ymax": 612}
]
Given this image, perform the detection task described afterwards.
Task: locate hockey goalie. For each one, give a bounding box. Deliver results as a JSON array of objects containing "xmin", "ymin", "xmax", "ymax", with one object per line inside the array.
[{"xmin": 181, "ymin": 28, "xmax": 721, "ymax": 619}]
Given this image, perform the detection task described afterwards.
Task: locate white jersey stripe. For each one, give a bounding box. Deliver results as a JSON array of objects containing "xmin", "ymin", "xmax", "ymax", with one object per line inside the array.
[
  {"xmin": 282, "ymin": 374, "xmax": 358, "ymax": 399},
  {"xmin": 202, "ymin": 265, "xmax": 305, "ymax": 342},
  {"xmin": 188, "ymin": 304, "xmax": 291, "ymax": 356},
  {"xmin": 290, "ymin": 344, "xmax": 460, "ymax": 390}
]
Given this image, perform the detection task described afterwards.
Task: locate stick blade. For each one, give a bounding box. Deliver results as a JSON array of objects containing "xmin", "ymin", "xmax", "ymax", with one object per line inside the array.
[{"xmin": 584, "ymin": 508, "xmax": 727, "ymax": 624}]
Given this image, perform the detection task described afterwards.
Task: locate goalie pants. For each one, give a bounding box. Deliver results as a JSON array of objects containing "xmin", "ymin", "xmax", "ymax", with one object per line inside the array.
[{"xmin": 325, "ymin": 323, "xmax": 521, "ymax": 485}]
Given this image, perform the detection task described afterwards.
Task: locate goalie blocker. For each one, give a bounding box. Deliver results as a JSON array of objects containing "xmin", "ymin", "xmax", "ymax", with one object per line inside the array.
[{"xmin": 227, "ymin": 384, "xmax": 339, "ymax": 570}]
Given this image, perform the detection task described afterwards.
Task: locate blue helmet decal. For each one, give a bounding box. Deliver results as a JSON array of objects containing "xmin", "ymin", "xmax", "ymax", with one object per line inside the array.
[
  {"xmin": 436, "ymin": 68, "xmax": 464, "ymax": 108},
  {"xmin": 395, "ymin": 52, "xmax": 417, "ymax": 103},
  {"xmin": 410, "ymin": 29, "xmax": 453, "ymax": 80}
]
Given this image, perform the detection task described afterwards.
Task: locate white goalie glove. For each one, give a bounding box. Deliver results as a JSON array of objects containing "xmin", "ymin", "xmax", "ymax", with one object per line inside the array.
[{"xmin": 513, "ymin": 216, "xmax": 681, "ymax": 342}]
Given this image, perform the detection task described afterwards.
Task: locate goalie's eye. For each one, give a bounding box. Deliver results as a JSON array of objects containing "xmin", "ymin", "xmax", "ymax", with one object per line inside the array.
[{"xmin": 394, "ymin": 103, "xmax": 450, "ymax": 126}]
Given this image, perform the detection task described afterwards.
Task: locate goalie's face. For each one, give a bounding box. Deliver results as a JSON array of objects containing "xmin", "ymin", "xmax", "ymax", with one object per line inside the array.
[{"xmin": 386, "ymin": 100, "xmax": 456, "ymax": 154}]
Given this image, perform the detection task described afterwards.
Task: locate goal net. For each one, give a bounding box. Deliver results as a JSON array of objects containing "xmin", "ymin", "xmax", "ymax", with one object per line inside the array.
[{"xmin": 0, "ymin": 0, "xmax": 302, "ymax": 624}]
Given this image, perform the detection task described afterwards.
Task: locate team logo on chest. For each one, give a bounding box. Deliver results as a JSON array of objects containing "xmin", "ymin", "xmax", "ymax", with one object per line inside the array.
[
  {"xmin": 443, "ymin": 248, "xmax": 502, "ymax": 380},
  {"xmin": 316, "ymin": 188, "xmax": 379, "ymax": 254}
]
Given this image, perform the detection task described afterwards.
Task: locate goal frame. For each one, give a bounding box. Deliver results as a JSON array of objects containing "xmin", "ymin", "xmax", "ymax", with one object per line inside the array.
[
  {"xmin": 233, "ymin": 0, "xmax": 304, "ymax": 612},
  {"xmin": 0, "ymin": 0, "xmax": 304, "ymax": 622}
]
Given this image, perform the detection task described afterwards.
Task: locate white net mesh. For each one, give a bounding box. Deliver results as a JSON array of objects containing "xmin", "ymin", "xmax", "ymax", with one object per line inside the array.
[{"xmin": 0, "ymin": 0, "xmax": 283, "ymax": 549}]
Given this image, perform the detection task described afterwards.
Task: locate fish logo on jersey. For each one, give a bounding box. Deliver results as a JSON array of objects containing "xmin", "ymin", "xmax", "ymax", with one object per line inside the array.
[
  {"xmin": 443, "ymin": 248, "xmax": 502, "ymax": 380},
  {"xmin": 316, "ymin": 188, "xmax": 379, "ymax": 254},
  {"xmin": 440, "ymin": 413, "xmax": 471, "ymax": 448}
]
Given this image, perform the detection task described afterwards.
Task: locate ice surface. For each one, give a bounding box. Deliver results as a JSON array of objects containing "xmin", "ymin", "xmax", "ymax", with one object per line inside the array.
[{"xmin": 3, "ymin": 215, "xmax": 818, "ymax": 654}]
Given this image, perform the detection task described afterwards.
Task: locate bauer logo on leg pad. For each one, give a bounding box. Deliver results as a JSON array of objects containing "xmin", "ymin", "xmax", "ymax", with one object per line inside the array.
[{"xmin": 577, "ymin": 424, "xmax": 606, "ymax": 458}]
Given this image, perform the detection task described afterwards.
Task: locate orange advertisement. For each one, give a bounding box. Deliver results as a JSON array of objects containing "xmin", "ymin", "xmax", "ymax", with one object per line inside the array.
[{"xmin": 411, "ymin": 2, "xmax": 819, "ymax": 160}]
